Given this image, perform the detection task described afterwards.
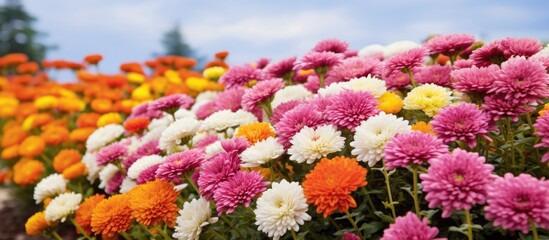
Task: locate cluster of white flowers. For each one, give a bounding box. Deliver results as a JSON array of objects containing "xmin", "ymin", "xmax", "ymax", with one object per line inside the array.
[
  {"xmin": 85, "ymin": 124, "xmax": 124, "ymax": 152},
  {"xmin": 288, "ymin": 125, "xmax": 345, "ymax": 164},
  {"xmin": 200, "ymin": 110, "xmax": 258, "ymax": 133},
  {"xmin": 127, "ymin": 155, "xmax": 165, "ymax": 180},
  {"xmin": 45, "ymin": 192, "xmax": 82, "ymax": 222},
  {"xmin": 173, "ymin": 198, "xmax": 218, "ymax": 240},
  {"xmin": 240, "ymin": 137, "xmax": 285, "ymax": 167},
  {"xmin": 159, "ymin": 118, "xmax": 201, "ymax": 153},
  {"xmin": 318, "ymin": 75, "xmax": 387, "ymax": 98},
  {"xmin": 33, "ymin": 174, "xmax": 68, "ymax": 204}
]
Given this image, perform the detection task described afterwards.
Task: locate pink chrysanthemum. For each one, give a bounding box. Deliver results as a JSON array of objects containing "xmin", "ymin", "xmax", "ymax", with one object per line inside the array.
[
  {"xmin": 431, "ymin": 103, "xmax": 494, "ymax": 148},
  {"xmin": 242, "ymin": 78, "xmax": 285, "ymax": 111},
  {"xmin": 96, "ymin": 142, "xmax": 128, "ymax": 166},
  {"xmin": 197, "ymin": 151, "xmax": 241, "ymax": 200},
  {"xmin": 500, "ymin": 37, "xmax": 543, "ymax": 59},
  {"xmin": 293, "ymin": 51, "xmax": 343, "ymax": 71},
  {"xmin": 344, "ymin": 50, "xmax": 358, "ymax": 58},
  {"xmin": 470, "ymin": 40, "xmax": 506, "ymax": 67},
  {"xmin": 271, "ymin": 100, "xmax": 302, "ymax": 125},
  {"xmin": 533, "ymin": 56, "xmax": 549, "ymax": 72},
  {"xmin": 424, "ymin": 33, "xmax": 475, "ymax": 56},
  {"xmin": 128, "ymin": 102, "xmax": 163, "ymax": 120},
  {"xmin": 451, "ymin": 65, "xmax": 498, "ymax": 94},
  {"xmin": 105, "ymin": 172, "xmax": 124, "ymax": 194},
  {"xmin": 219, "ymin": 65, "xmax": 268, "ymax": 89},
  {"xmin": 415, "ymin": 65, "xmax": 452, "ymax": 87},
  {"xmin": 155, "ymin": 149, "xmax": 204, "ymax": 181},
  {"xmin": 452, "ymin": 59, "xmax": 475, "ymax": 69},
  {"xmin": 325, "ymin": 90, "xmax": 379, "ymax": 131},
  {"xmin": 325, "ymin": 57, "xmax": 382, "ymax": 85},
  {"xmin": 275, "ymin": 103, "xmax": 326, "ymax": 148},
  {"xmin": 255, "ymin": 58, "xmax": 270, "ymax": 69},
  {"xmin": 136, "ymin": 164, "xmax": 160, "ymax": 184},
  {"xmin": 420, "ymin": 149, "xmax": 495, "ymax": 218},
  {"xmin": 382, "ymin": 47, "xmax": 427, "ymax": 77},
  {"xmin": 196, "ymin": 101, "xmax": 219, "ymax": 120},
  {"xmin": 148, "ymin": 94, "xmax": 194, "ymax": 113},
  {"xmin": 488, "ymin": 56, "xmax": 549, "ymax": 104},
  {"xmin": 485, "ymin": 173, "xmax": 549, "ymax": 234},
  {"xmin": 534, "ymin": 113, "xmax": 549, "ymax": 162},
  {"xmin": 303, "ymin": 74, "xmax": 320, "ymax": 93},
  {"xmin": 341, "ymin": 232, "xmax": 361, "ymax": 240},
  {"xmin": 312, "ymin": 39, "xmax": 349, "ymax": 54},
  {"xmin": 384, "ymin": 132, "xmax": 448, "ymax": 171},
  {"xmin": 385, "ymin": 72, "xmax": 411, "ymax": 90},
  {"xmin": 265, "ymin": 56, "xmax": 296, "ymax": 79},
  {"xmin": 122, "ymin": 140, "xmax": 161, "ymax": 169},
  {"xmin": 219, "ymin": 137, "xmax": 250, "ymax": 154},
  {"xmin": 194, "ymin": 135, "xmax": 219, "ymax": 149},
  {"xmin": 214, "ymin": 87, "xmax": 245, "ymax": 112},
  {"xmin": 213, "ymin": 171, "xmax": 268, "ymax": 215},
  {"xmin": 482, "ymin": 93, "xmax": 534, "ymax": 122},
  {"xmin": 381, "ymin": 212, "xmax": 443, "ymax": 240}
]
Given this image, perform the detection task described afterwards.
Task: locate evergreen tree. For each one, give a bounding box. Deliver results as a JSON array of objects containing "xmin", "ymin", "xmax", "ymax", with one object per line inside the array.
[
  {"xmin": 161, "ymin": 24, "xmax": 195, "ymax": 57},
  {"xmin": 0, "ymin": 0, "xmax": 49, "ymax": 62}
]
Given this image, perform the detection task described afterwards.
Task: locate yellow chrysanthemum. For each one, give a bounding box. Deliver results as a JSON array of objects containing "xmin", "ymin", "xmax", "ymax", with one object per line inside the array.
[
  {"xmin": 411, "ymin": 121, "xmax": 436, "ymax": 135},
  {"xmin": 151, "ymin": 76, "xmax": 168, "ymax": 94},
  {"xmin": 402, "ymin": 83, "xmax": 452, "ymax": 117},
  {"xmin": 235, "ymin": 122, "xmax": 276, "ymax": 145},
  {"xmin": 0, "ymin": 96, "xmax": 19, "ymax": 107},
  {"xmin": 25, "ymin": 211, "xmax": 51, "ymax": 235},
  {"xmin": 165, "ymin": 69, "xmax": 182, "ymax": 84},
  {"xmin": 131, "ymin": 84, "xmax": 152, "ymax": 101},
  {"xmin": 377, "ymin": 91, "xmax": 403, "ymax": 114},
  {"xmin": 203, "ymin": 66, "xmax": 226, "ymax": 81},
  {"xmin": 34, "ymin": 96, "xmax": 59, "ymax": 110},
  {"xmin": 58, "ymin": 88, "xmax": 78, "ymax": 99},
  {"xmin": 186, "ymin": 77, "xmax": 209, "ymax": 92},
  {"xmin": 0, "ymin": 96, "xmax": 19, "ymax": 117},
  {"xmin": 97, "ymin": 113, "xmax": 123, "ymax": 127},
  {"xmin": 127, "ymin": 72, "xmax": 145, "ymax": 84}
]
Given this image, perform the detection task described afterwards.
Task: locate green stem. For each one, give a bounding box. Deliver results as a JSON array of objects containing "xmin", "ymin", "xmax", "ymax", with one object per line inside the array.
[
  {"xmin": 208, "ymin": 227, "xmax": 227, "ymax": 240},
  {"xmin": 465, "ymin": 209, "xmax": 473, "ymax": 240},
  {"xmin": 361, "ymin": 186, "xmax": 377, "ymax": 213},
  {"xmin": 186, "ymin": 175, "xmax": 200, "ymax": 194},
  {"xmin": 412, "ymin": 166, "xmax": 420, "ymax": 216},
  {"xmin": 345, "ymin": 210, "xmax": 364, "ymax": 239},
  {"xmin": 505, "ymin": 118, "xmax": 516, "ymax": 171},
  {"xmin": 526, "ymin": 112, "xmax": 542, "ymax": 161},
  {"xmin": 268, "ymin": 163, "xmax": 275, "ymax": 182},
  {"xmin": 120, "ymin": 232, "xmax": 132, "ymax": 240},
  {"xmin": 328, "ymin": 217, "xmax": 341, "ymax": 231},
  {"xmin": 116, "ymin": 160, "xmax": 127, "ymax": 176},
  {"xmin": 382, "ymin": 160, "xmax": 397, "ymax": 219},
  {"xmin": 531, "ymin": 219, "xmax": 539, "ymax": 240},
  {"xmin": 405, "ymin": 68, "xmax": 417, "ymax": 88},
  {"xmin": 291, "ymin": 229, "xmax": 299, "ymax": 240},
  {"xmin": 154, "ymin": 225, "xmax": 171, "ymax": 240},
  {"xmin": 50, "ymin": 230, "xmax": 63, "ymax": 240},
  {"xmin": 70, "ymin": 218, "xmax": 92, "ymax": 240}
]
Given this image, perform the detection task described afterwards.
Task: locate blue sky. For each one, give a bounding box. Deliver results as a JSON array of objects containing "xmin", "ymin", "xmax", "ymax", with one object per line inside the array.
[{"xmin": 22, "ymin": 0, "xmax": 549, "ymax": 79}]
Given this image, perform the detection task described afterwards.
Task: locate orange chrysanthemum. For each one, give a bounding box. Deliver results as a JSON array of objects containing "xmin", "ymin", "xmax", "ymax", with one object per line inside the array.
[
  {"xmin": 90, "ymin": 98, "xmax": 113, "ymax": 114},
  {"xmin": 41, "ymin": 125, "xmax": 70, "ymax": 146},
  {"xmin": 57, "ymin": 97, "xmax": 85, "ymax": 112},
  {"xmin": 53, "ymin": 149, "xmax": 82, "ymax": 173},
  {"xmin": 235, "ymin": 122, "xmax": 276, "ymax": 145},
  {"xmin": 69, "ymin": 127, "xmax": 96, "ymax": 143},
  {"xmin": 411, "ymin": 121, "xmax": 436, "ymax": 135},
  {"xmin": 128, "ymin": 179, "xmax": 179, "ymax": 226},
  {"xmin": 76, "ymin": 113, "xmax": 101, "ymax": 128},
  {"xmin": 62, "ymin": 162, "xmax": 87, "ymax": 180},
  {"xmin": 123, "ymin": 117, "xmax": 150, "ymax": 134},
  {"xmin": 25, "ymin": 211, "xmax": 51, "ymax": 235},
  {"xmin": 1, "ymin": 126, "xmax": 27, "ymax": 148},
  {"xmin": 13, "ymin": 159, "xmax": 45, "ymax": 186},
  {"xmin": 18, "ymin": 136, "xmax": 46, "ymax": 158},
  {"xmin": 1, "ymin": 144, "xmax": 19, "ymax": 160},
  {"xmin": 302, "ymin": 156, "xmax": 367, "ymax": 217},
  {"xmin": 17, "ymin": 62, "xmax": 39, "ymax": 74},
  {"xmin": 75, "ymin": 194, "xmax": 105, "ymax": 235},
  {"xmin": 16, "ymin": 102, "xmax": 39, "ymax": 119},
  {"xmin": 84, "ymin": 54, "xmax": 103, "ymax": 65},
  {"xmin": 91, "ymin": 194, "xmax": 133, "ymax": 238}
]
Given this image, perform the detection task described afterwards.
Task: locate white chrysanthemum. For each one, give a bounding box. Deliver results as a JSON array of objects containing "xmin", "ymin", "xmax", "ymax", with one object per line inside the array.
[
  {"xmin": 82, "ymin": 152, "xmax": 102, "ymax": 183},
  {"xmin": 98, "ymin": 164, "xmax": 119, "ymax": 189},
  {"xmin": 383, "ymin": 40, "xmax": 420, "ymax": 59},
  {"xmin": 34, "ymin": 174, "xmax": 68, "ymax": 204},
  {"xmin": 141, "ymin": 125, "xmax": 165, "ymax": 143},
  {"xmin": 345, "ymin": 75, "xmax": 387, "ymax": 98},
  {"xmin": 119, "ymin": 177, "xmax": 137, "ymax": 193},
  {"xmin": 126, "ymin": 136, "xmax": 141, "ymax": 155},
  {"xmin": 159, "ymin": 118, "xmax": 201, "ymax": 153},
  {"xmin": 45, "ymin": 192, "xmax": 82, "ymax": 222},
  {"xmin": 288, "ymin": 125, "xmax": 345, "ymax": 164},
  {"xmin": 191, "ymin": 91, "xmax": 218, "ymax": 112},
  {"xmin": 351, "ymin": 112, "xmax": 411, "ymax": 166},
  {"xmin": 254, "ymin": 180, "xmax": 311, "ymax": 240},
  {"xmin": 317, "ymin": 82, "xmax": 346, "ymax": 96},
  {"xmin": 240, "ymin": 137, "xmax": 285, "ymax": 168},
  {"xmin": 201, "ymin": 110, "xmax": 258, "ymax": 132},
  {"xmin": 174, "ymin": 183, "xmax": 188, "ymax": 192},
  {"xmin": 358, "ymin": 44, "xmax": 385, "ymax": 58},
  {"xmin": 175, "ymin": 108, "xmax": 197, "ymax": 120},
  {"xmin": 205, "ymin": 141, "xmax": 223, "ymax": 158},
  {"xmin": 149, "ymin": 114, "xmax": 174, "ymax": 130},
  {"xmin": 127, "ymin": 155, "xmax": 165, "ymax": 179},
  {"xmin": 86, "ymin": 124, "xmax": 124, "ymax": 152},
  {"xmin": 271, "ymin": 85, "xmax": 313, "ymax": 109},
  {"xmin": 173, "ymin": 198, "xmax": 218, "ymax": 240}
]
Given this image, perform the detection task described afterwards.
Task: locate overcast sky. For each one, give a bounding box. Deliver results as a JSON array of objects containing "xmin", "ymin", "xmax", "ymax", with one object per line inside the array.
[{"xmin": 21, "ymin": 0, "xmax": 549, "ymax": 79}]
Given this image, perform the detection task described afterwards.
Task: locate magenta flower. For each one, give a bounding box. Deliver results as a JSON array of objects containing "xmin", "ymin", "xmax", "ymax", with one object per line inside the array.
[
  {"xmin": 155, "ymin": 149, "xmax": 205, "ymax": 181},
  {"xmin": 534, "ymin": 113, "xmax": 549, "ymax": 162},
  {"xmin": 148, "ymin": 94, "xmax": 194, "ymax": 113},
  {"xmin": 451, "ymin": 65, "xmax": 498, "ymax": 94},
  {"xmin": 96, "ymin": 142, "xmax": 128, "ymax": 166},
  {"xmin": 340, "ymin": 232, "xmax": 361, "ymax": 240},
  {"xmin": 242, "ymin": 78, "xmax": 285, "ymax": 111},
  {"xmin": 500, "ymin": 37, "xmax": 543, "ymax": 59},
  {"xmin": 385, "ymin": 72, "xmax": 411, "ymax": 90},
  {"xmin": 325, "ymin": 90, "xmax": 379, "ymax": 131},
  {"xmin": 488, "ymin": 56, "xmax": 549, "ymax": 105},
  {"xmin": 384, "ymin": 132, "xmax": 448, "ymax": 171},
  {"xmin": 275, "ymin": 103, "xmax": 326, "ymax": 148},
  {"xmin": 420, "ymin": 149, "xmax": 495, "ymax": 218},
  {"xmin": 424, "ymin": 33, "xmax": 475, "ymax": 56},
  {"xmin": 533, "ymin": 56, "xmax": 549, "ymax": 72},
  {"xmin": 219, "ymin": 65, "xmax": 267, "ymax": 89},
  {"xmin": 414, "ymin": 65, "xmax": 452, "ymax": 87},
  {"xmin": 325, "ymin": 57, "xmax": 382, "ymax": 85},
  {"xmin": 105, "ymin": 172, "xmax": 124, "ymax": 194},
  {"xmin": 303, "ymin": 74, "xmax": 320, "ymax": 93},
  {"xmin": 219, "ymin": 137, "xmax": 250, "ymax": 154},
  {"xmin": 271, "ymin": 100, "xmax": 302, "ymax": 125},
  {"xmin": 197, "ymin": 151, "xmax": 241, "ymax": 200},
  {"xmin": 122, "ymin": 140, "xmax": 161, "ymax": 169},
  {"xmin": 381, "ymin": 212, "xmax": 444, "ymax": 240},
  {"xmin": 293, "ymin": 51, "xmax": 343, "ymax": 72},
  {"xmin": 213, "ymin": 171, "xmax": 268, "ymax": 215},
  {"xmin": 382, "ymin": 47, "xmax": 427, "ymax": 77},
  {"xmin": 485, "ymin": 173, "xmax": 549, "ymax": 234},
  {"xmin": 128, "ymin": 102, "xmax": 163, "ymax": 120},
  {"xmin": 312, "ymin": 39, "xmax": 349, "ymax": 54},
  {"xmin": 265, "ymin": 56, "xmax": 296, "ymax": 79},
  {"xmin": 214, "ymin": 87, "xmax": 245, "ymax": 112},
  {"xmin": 255, "ymin": 58, "xmax": 270, "ymax": 69},
  {"xmin": 431, "ymin": 103, "xmax": 494, "ymax": 148},
  {"xmin": 196, "ymin": 101, "xmax": 219, "ymax": 120},
  {"xmin": 194, "ymin": 135, "xmax": 219, "ymax": 149},
  {"xmin": 482, "ymin": 93, "xmax": 534, "ymax": 122},
  {"xmin": 470, "ymin": 40, "xmax": 506, "ymax": 67},
  {"xmin": 452, "ymin": 59, "xmax": 475, "ymax": 69},
  {"xmin": 136, "ymin": 164, "xmax": 161, "ymax": 184}
]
